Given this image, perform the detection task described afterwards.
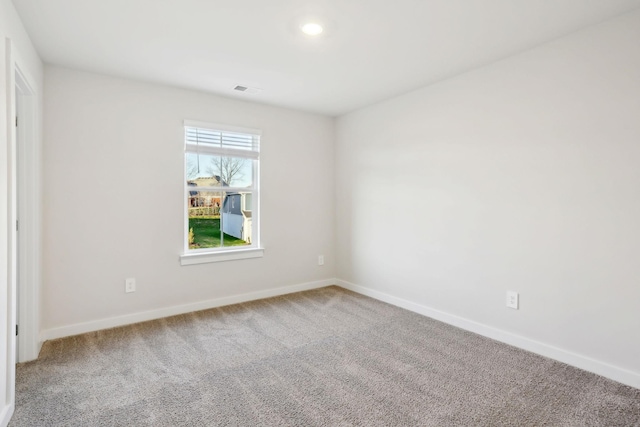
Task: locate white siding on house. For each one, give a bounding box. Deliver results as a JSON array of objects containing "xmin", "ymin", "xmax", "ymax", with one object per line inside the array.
[{"xmin": 222, "ymin": 213, "xmax": 245, "ymax": 240}]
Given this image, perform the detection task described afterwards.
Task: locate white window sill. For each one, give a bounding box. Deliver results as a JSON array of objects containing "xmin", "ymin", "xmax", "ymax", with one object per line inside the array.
[{"xmin": 180, "ymin": 248, "xmax": 264, "ymax": 266}]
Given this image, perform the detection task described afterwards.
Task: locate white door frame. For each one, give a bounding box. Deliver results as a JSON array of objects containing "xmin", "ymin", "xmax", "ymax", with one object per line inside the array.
[
  {"xmin": 2, "ymin": 37, "xmax": 18, "ymax": 427},
  {"xmin": 2, "ymin": 35, "xmax": 40, "ymax": 427},
  {"xmin": 14, "ymin": 56, "xmax": 41, "ymax": 363}
]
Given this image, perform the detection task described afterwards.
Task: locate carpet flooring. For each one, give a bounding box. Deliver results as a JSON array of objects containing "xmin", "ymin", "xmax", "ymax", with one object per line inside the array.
[{"xmin": 11, "ymin": 286, "xmax": 640, "ymax": 426}]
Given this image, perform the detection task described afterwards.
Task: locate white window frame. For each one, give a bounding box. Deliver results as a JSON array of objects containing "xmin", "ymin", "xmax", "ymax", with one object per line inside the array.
[{"xmin": 180, "ymin": 120, "xmax": 263, "ymax": 266}]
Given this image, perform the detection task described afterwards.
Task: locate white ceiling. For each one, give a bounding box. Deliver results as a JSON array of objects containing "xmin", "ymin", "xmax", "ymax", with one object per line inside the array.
[{"xmin": 12, "ymin": 0, "xmax": 640, "ymax": 116}]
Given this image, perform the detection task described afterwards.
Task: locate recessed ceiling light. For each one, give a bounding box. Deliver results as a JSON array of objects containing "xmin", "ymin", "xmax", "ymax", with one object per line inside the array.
[{"xmin": 301, "ymin": 22, "xmax": 323, "ymax": 36}]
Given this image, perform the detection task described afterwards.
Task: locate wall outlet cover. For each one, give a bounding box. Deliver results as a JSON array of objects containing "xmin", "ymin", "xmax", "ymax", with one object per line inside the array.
[
  {"xmin": 506, "ymin": 291, "xmax": 518, "ymax": 309},
  {"xmin": 125, "ymin": 278, "xmax": 136, "ymax": 293}
]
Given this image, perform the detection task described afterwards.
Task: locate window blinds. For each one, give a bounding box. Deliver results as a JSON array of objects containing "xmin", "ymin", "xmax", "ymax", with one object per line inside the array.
[{"xmin": 184, "ymin": 121, "xmax": 260, "ymax": 159}]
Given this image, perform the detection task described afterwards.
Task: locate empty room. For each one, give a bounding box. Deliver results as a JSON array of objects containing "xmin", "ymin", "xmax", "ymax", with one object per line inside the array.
[{"xmin": 1, "ymin": 0, "xmax": 640, "ymax": 425}]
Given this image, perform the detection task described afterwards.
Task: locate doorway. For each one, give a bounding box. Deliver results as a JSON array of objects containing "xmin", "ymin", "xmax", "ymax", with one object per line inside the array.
[{"xmin": 2, "ymin": 37, "xmax": 42, "ymax": 427}]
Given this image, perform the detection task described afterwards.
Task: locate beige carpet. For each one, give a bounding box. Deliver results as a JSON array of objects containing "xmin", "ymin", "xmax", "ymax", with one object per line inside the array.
[{"xmin": 11, "ymin": 286, "xmax": 640, "ymax": 426}]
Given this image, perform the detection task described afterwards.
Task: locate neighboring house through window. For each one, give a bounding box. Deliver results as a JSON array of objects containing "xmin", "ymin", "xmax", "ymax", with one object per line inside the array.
[{"xmin": 180, "ymin": 121, "xmax": 263, "ymax": 265}]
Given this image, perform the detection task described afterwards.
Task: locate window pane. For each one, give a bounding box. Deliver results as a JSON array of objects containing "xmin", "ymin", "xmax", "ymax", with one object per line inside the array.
[
  {"xmin": 186, "ymin": 153, "xmax": 253, "ymax": 188},
  {"xmin": 187, "ymin": 191, "xmax": 223, "ymax": 250},
  {"xmin": 187, "ymin": 191, "xmax": 252, "ymax": 250}
]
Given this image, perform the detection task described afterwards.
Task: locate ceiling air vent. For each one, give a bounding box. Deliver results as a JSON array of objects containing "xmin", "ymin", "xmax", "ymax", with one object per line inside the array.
[{"xmin": 234, "ymin": 85, "xmax": 263, "ymax": 94}]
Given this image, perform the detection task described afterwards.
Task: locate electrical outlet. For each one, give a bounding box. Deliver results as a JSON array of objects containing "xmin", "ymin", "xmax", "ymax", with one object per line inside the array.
[
  {"xmin": 318, "ymin": 255, "xmax": 325, "ymax": 266},
  {"xmin": 125, "ymin": 278, "xmax": 136, "ymax": 293},
  {"xmin": 506, "ymin": 291, "xmax": 518, "ymax": 309}
]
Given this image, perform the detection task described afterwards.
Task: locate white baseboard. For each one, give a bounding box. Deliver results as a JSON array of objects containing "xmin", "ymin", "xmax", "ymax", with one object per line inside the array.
[
  {"xmin": 39, "ymin": 277, "xmax": 640, "ymax": 389},
  {"xmin": 0, "ymin": 403, "xmax": 14, "ymax": 427},
  {"xmin": 336, "ymin": 279, "xmax": 640, "ymax": 390},
  {"xmin": 41, "ymin": 279, "xmax": 335, "ymax": 342}
]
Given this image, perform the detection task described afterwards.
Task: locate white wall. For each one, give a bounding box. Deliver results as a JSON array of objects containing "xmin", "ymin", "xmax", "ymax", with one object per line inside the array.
[
  {"xmin": 42, "ymin": 66, "xmax": 335, "ymax": 335},
  {"xmin": 0, "ymin": 0, "xmax": 43, "ymax": 424},
  {"xmin": 336, "ymin": 9, "xmax": 640, "ymax": 386}
]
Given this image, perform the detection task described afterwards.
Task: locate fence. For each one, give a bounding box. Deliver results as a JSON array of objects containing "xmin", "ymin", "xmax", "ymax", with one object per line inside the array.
[{"xmin": 188, "ymin": 206, "xmax": 220, "ymax": 217}]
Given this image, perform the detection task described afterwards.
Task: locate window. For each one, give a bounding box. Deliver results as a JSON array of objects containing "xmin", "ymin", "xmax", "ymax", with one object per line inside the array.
[{"xmin": 180, "ymin": 121, "xmax": 263, "ymax": 265}]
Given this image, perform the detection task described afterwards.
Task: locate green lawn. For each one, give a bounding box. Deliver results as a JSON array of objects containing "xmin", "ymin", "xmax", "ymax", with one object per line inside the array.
[{"xmin": 188, "ymin": 217, "xmax": 248, "ymax": 249}]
